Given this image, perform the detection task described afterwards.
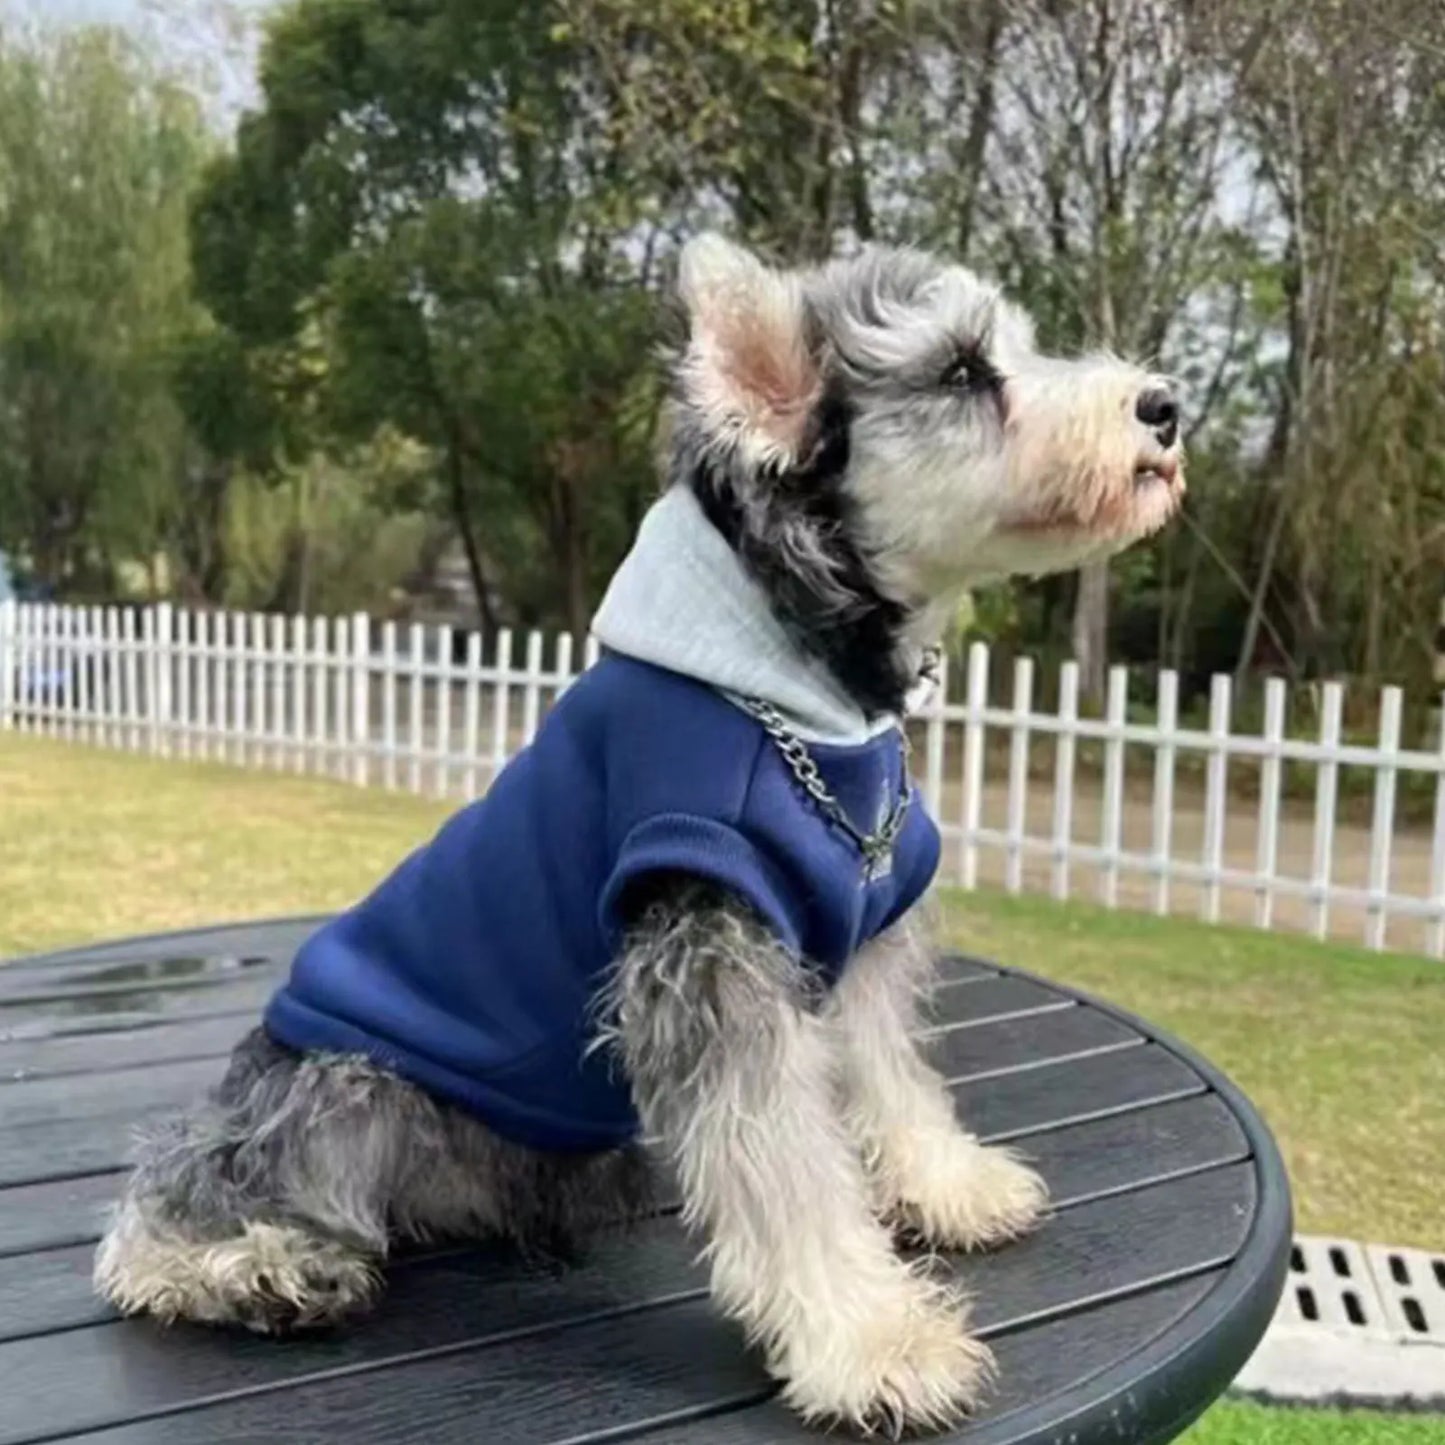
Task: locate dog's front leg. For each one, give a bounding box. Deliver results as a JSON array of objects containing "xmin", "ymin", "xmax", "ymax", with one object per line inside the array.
[
  {"xmin": 605, "ymin": 879, "xmax": 990, "ymax": 1434},
  {"xmin": 828, "ymin": 909, "xmax": 1047, "ymax": 1252}
]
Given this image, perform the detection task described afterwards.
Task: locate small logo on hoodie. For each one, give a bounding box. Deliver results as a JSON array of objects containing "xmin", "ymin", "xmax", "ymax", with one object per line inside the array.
[{"xmin": 863, "ymin": 793, "xmax": 895, "ymax": 883}]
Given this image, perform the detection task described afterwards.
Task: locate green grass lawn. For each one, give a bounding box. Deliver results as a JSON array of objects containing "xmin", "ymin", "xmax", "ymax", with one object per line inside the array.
[
  {"xmin": 941, "ymin": 892, "xmax": 1444, "ymax": 1250},
  {"xmin": 3, "ymin": 732, "xmax": 1442, "ymax": 1441},
  {"xmin": 0, "ymin": 733, "xmax": 454, "ymax": 956},
  {"xmin": 1183, "ymin": 1402, "xmax": 1445, "ymax": 1443}
]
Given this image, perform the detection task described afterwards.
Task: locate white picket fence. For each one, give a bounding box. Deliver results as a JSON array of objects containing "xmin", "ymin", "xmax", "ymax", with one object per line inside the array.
[{"xmin": 3, "ymin": 598, "xmax": 1444, "ymax": 958}]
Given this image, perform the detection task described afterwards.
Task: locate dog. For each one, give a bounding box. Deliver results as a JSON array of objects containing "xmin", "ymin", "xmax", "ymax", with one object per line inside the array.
[{"xmin": 95, "ymin": 234, "xmax": 1184, "ymax": 1435}]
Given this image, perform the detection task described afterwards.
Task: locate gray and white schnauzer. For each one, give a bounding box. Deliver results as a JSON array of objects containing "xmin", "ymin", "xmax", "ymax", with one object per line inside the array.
[{"xmin": 96, "ymin": 235, "xmax": 1184, "ymax": 1434}]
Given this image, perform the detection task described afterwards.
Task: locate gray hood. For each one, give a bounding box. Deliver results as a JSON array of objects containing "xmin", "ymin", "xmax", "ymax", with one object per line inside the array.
[{"xmin": 592, "ymin": 485, "xmax": 915, "ymax": 744}]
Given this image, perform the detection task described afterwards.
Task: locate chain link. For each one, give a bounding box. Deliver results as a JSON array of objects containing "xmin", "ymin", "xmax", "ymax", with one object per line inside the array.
[{"xmin": 741, "ymin": 697, "xmax": 912, "ymax": 875}]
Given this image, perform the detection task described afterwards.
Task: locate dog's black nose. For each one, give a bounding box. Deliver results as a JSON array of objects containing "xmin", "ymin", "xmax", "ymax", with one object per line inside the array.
[{"xmin": 1135, "ymin": 388, "xmax": 1179, "ymax": 448}]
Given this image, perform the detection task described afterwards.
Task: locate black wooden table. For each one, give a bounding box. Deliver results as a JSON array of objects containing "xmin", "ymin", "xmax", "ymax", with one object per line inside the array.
[{"xmin": 0, "ymin": 919, "xmax": 1291, "ymax": 1445}]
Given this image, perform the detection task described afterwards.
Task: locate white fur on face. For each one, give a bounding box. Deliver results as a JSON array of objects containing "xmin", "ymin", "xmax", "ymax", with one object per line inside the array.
[
  {"xmin": 672, "ymin": 237, "xmax": 1185, "ymax": 620},
  {"xmin": 818, "ymin": 253, "xmax": 1186, "ymax": 604}
]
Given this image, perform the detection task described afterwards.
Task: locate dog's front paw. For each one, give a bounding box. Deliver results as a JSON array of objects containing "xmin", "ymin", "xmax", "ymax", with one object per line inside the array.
[
  {"xmin": 775, "ymin": 1282, "xmax": 992, "ymax": 1435},
  {"xmin": 887, "ymin": 1137, "xmax": 1048, "ymax": 1253}
]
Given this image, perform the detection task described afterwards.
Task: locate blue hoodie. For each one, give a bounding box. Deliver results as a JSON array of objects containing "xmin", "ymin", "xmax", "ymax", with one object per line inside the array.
[{"xmin": 264, "ymin": 489, "xmax": 942, "ymax": 1153}]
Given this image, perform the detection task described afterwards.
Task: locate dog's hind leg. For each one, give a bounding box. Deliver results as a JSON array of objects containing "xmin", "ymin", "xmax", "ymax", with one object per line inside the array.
[
  {"xmin": 827, "ymin": 909, "xmax": 1048, "ymax": 1251},
  {"xmin": 95, "ymin": 1028, "xmax": 413, "ymax": 1332},
  {"xmin": 96, "ymin": 1026, "xmax": 657, "ymax": 1333}
]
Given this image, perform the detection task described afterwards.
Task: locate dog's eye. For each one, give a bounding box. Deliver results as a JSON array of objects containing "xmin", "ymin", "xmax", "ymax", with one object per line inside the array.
[{"xmin": 940, "ymin": 349, "xmax": 999, "ymax": 394}]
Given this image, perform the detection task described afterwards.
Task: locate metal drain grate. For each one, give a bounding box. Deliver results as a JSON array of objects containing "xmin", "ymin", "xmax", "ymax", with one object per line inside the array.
[
  {"xmin": 1278, "ymin": 1236, "xmax": 1393, "ymax": 1339},
  {"xmin": 1234, "ymin": 1233, "xmax": 1445, "ymax": 1406},
  {"xmin": 1365, "ymin": 1242, "xmax": 1445, "ymax": 1344}
]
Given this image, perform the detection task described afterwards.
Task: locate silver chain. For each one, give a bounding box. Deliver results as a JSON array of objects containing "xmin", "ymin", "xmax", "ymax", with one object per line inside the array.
[{"xmin": 741, "ymin": 697, "xmax": 912, "ymax": 875}]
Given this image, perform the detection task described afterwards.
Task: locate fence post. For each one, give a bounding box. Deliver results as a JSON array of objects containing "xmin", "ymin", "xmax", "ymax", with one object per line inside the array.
[
  {"xmin": 101, "ymin": 606, "xmax": 118, "ymax": 748},
  {"xmin": 74, "ymin": 605, "xmax": 92, "ymax": 743},
  {"xmin": 200, "ymin": 610, "xmax": 213, "ymax": 758},
  {"xmin": 1150, "ymin": 670, "xmax": 1179, "ymax": 916},
  {"xmin": 923, "ymin": 653, "xmax": 948, "ymax": 820},
  {"xmin": 959, "ymin": 641, "xmax": 988, "ymax": 889},
  {"xmin": 380, "ymin": 620, "xmax": 398, "ymax": 789},
  {"xmin": 229, "ymin": 610, "xmax": 247, "ymax": 766},
  {"xmin": 1005, "ymin": 657, "xmax": 1033, "ymax": 895},
  {"xmin": 140, "ymin": 606, "xmax": 157, "ymax": 753},
  {"xmin": 1365, "ymin": 686, "xmax": 1402, "ymax": 951},
  {"xmin": 554, "ymin": 631, "xmax": 575, "ymax": 700},
  {"xmin": 551, "ymin": 632, "xmax": 575, "ymax": 699},
  {"xmin": 175, "ymin": 609, "xmax": 191, "ymax": 759},
  {"xmin": 310, "ymin": 616, "xmax": 329, "ymax": 777},
  {"xmin": 1050, "ymin": 661, "xmax": 1078, "ymax": 902},
  {"xmin": 202, "ymin": 611, "xmax": 219, "ymax": 762},
  {"xmin": 1099, "ymin": 665, "xmax": 1128, "ymax": 908},
  {"xmin": 462, "ymin": 629, "xmax": 482, "ymax": 800},
  {"xmin": 41, "ymin": 603, "xmax": 58, "ymax": 737},
  {"xmin": 155, "ymin": 603, "xmax": 174, "ymax": 757},
  {"xmin": 0, "ymin": 598, "xmax": 15, "ymax": 731},
  {"xmin": 490, "ymin": 628, "xmax": 513, "ymax": 785},
  {"xmin": 1200, "ymin": 672, "xmax": 1232, "ymax": 923},
  {"xmin": 120, "ymin": 607, "xmax": 139, "ymax": 752},
  {"xmin": 1254, "ymin": 677, "xmax": 1286, "ymax": 929},
  {"xmin": 1309, "ymin": 682, "xmax": 1343, "ymax": 940},
  {"xmin": 434, "ymin": 622, "xmax": 453, "ymax": 797},
  {"xmin": 267, "ymin": 614, "xmax": 286, "ymax": 770},
  {"xmin": 331, "ymin": 615, "xmax": 350, "ymax": 781},
  {"xmin": 17, "ymin": 603, "xmax": 34, "ymax": 734},
  {"xmin": 288, "ymin": 614, "xmax": 306, "ymax": 773},
  {"xmin": 406, "ymin": 622, "xmax": 423, "ymax": 794},
  {"xmin": 57, "ymin": 605, "xmax": 74, "ymax": 741},
  {"xmin": 521, "ymin": 630, "xmax": 544, "ymax": 745},
  {"xmin": 351, "ymin": 611, "xmax": 371, "ymax": 787},
  {"xmin": 249, "ymin": 613, "xmax": 268, "ymax": 770}
]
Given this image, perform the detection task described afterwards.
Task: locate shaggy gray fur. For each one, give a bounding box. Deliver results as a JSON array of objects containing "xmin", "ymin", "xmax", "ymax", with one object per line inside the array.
[{"xmin": 104, "ymin": 1026, "xmax": 654, "ymax": 1332}]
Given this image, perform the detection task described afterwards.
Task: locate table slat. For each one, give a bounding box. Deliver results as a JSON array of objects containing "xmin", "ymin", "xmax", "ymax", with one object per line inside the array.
[{"xmin": 2, "ymin": 1015, "xmax": 257, "ymax": 1083}]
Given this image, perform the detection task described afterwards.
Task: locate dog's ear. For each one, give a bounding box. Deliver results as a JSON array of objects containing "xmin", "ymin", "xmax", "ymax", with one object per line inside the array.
[{"xmin": 676, "ymin": 234, "xmax": 822, "ymax": 472}]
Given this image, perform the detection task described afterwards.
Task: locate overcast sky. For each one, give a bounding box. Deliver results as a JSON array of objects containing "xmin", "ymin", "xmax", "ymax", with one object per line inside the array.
[
  {"xmin": 4, "ymin": 0, "xmax": 274, "ymax": 27},
  {"xmin": 1, "ymin": 0, "xmax": 278, "ymax": 124},
  {"xmin": 5, "ymin": 0, "xmax": 275, "ymax": 24},
  {"xmin": 9, "ymin": 0, "xmax": 141, "ymax": 18}
]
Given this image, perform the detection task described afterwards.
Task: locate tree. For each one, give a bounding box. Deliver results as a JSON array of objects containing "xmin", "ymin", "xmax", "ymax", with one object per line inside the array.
[
  {"xmin": 0, "ymin": 24, "xmax": 212, "ymax": 595},
  {"xmin": 950, "ymin": 0, "xmax": 1274, "ymax": 700},
  {"xmin": 1226, "ymin": 0, "xmax": 1445, "ymax": 698},
  {"xmin": 188, "ymin": 0, "xmax": 673, "ymax": 641}
]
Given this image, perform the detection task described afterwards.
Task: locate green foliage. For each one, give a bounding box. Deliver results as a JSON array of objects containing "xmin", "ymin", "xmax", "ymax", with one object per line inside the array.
[
  {"xmin": 222, "ymin": 439, "xmax": 431, "ymax": 617},
  {"xmin": 188, "ymin": 0, "xmax": 670, "ymax": 636},
  {"xmin": 0, "ymin": 24, "xmax": 212, "ymax": 595}
]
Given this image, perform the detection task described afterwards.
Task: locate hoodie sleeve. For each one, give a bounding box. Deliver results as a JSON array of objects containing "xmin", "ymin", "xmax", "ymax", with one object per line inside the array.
[{"xmin": 597, "ymin": 812, "xmax": 807, "ymax": 956}]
